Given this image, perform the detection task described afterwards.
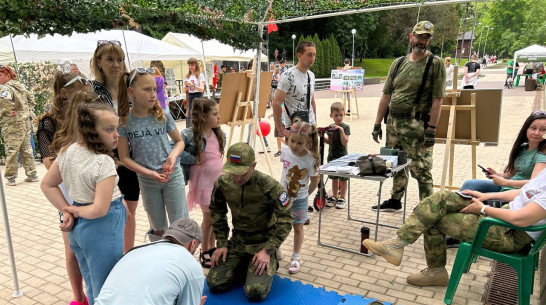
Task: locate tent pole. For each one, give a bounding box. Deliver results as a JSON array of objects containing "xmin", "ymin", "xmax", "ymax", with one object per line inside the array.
[
  {"xmin": 201, "ymin": 41, "xmax": 211, "ymax": 99},
  {"xmin": 0, "ymin": 171, "xmax": 23, "ymax": 298},
  {"xmin": 252, "ymin": 23, "xmax": 264, "ymax": 150},
  {"xmin": 121, "ymin": 29, "xmax": 132, "ymax": 70},
  {"xmin": 9, "ymin": 34, "xmax": 18, "ymax": 63}
]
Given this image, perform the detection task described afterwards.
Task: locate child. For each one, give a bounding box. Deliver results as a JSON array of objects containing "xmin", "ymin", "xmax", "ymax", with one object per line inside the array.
[
  {"xmin": 183, "ymin": 57, "xmax": 205, "ymax": 128},
  {"xmin": 325, "ymin": 102, "xmax": 350, "ymax": 209},
  {"xmin": 37, "ymin": 73, "xmax": 91, "ymax": 305},
  {"xmin": 117, "ymin": 68, "xmax": 188, "ymax": 241},
  {"xmin": 280, "ymin": 119, "xmax": 320, "ymax": 274},
  {"xmin": 41, "ymin": 97, "xmax": 126, "ymax": 305},
  {"xmin": 180, "ymin": 98, "xmax": 225, "ymax": 268}
]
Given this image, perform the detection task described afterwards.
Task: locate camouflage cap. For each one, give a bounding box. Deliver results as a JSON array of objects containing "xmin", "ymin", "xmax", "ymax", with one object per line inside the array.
[
  {"xmin": 163, "ymin": 218, "xmax": 202, "ymax": 244},
  {"xmin": 413, "ymin": 21, "xmax": 434, "ymax": 35},
  {"xmin": 222, "ymin": 142, "xmax": 256, "ymax": 175}
]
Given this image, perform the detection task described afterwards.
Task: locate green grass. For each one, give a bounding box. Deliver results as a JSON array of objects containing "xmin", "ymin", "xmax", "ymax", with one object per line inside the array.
[{"xmin": 353, "ymin": 57, "xmax": 470, "ymax": 79}]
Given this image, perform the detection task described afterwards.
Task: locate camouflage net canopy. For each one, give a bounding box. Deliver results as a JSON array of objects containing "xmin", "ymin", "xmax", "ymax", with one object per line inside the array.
[{"xmin": 0, "ymin": 0, "xmax": 489, "ymax": 49}]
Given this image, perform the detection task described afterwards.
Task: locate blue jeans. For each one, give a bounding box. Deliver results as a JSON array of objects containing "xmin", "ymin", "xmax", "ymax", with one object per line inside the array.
[
  {"xmin": 246, "ymin": 124, "xmax": 269, "ymax": 147},
  {"xmin": 459, "ymin": 179, "xmax": 501, "ymax": 193},
  {"xmin": 69, "ymin": 198, "xmax": 126, "ymax": 305},
  {"xmin": 138, "ymin": 165, "xmax": 189, "ymax": 231}
]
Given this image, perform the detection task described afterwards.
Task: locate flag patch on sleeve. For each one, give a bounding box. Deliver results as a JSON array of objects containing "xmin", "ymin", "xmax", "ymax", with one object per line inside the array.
[
  {"xmin": 230, "ymin": 155, "xmax": 242, "ymax": 163},
  {"xmin": 279, "ymin": 192, "xmax": 289, "ymax": 207}
]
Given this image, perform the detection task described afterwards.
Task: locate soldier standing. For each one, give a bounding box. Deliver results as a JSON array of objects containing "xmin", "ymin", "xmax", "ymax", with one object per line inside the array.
[
  {"xmin": 371, "ymin": 21, "xmax": 446, "ymax": 211},
  {"xmin": 0, "ymin": 65, "xmax": 38, "ymax": 186},
  {"xmin": 207, "ymin": 143, "xmax": 293, "ymax": 301}
]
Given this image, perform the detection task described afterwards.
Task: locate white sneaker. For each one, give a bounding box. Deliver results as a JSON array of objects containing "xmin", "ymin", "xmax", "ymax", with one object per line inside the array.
[
  {"xmin": 335, "ymin": 198, "xmax": 346, "ymax": 209},
  {"xmin": 326, "ymin": 196, "xmax": 337, "ymax": 207}
]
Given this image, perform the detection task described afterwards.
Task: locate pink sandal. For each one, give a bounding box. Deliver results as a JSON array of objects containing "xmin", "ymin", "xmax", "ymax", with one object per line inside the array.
[{"xmin": 288, "ymin": 258, "xmax": 300, "ymax": 274}]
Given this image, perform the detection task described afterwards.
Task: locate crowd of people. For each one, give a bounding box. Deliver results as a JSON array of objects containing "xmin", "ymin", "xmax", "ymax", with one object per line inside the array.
[{"xmin": 1, "ymin": 19, "xmax": 546, "ymax": 305}]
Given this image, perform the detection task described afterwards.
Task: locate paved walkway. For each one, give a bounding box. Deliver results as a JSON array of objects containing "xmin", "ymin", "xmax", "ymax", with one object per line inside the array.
[{"xmin": 0, "ymin": 68, "xmax": 543, "ymax": 304}]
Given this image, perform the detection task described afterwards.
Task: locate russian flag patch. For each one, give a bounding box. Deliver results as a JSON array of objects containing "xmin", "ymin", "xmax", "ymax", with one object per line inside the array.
[{"xmin": 230, "ymin": 155, "xmax": 242, "ymax": 163}]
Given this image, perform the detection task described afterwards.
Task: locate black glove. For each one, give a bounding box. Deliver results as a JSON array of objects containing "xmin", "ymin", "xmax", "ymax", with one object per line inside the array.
[
  {"xmin": 424, "ymin": 129, "xmax": 435, "ymax": 148},
  {"xmin": 372, "ymin": 124, "xmax": 382, "ymax": 143}
]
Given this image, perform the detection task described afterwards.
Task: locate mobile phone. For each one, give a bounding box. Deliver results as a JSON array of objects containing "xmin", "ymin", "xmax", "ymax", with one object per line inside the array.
[
  {"xmin": 478, "ymin": 164, "xmax": 491, "ymax": 175},
  {"xmin": 455, "ymin": 191, "xmax": 474, "ymax": 200}
]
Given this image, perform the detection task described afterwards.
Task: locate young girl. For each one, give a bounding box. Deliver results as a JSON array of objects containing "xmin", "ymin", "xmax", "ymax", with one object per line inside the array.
[
  {"xmin": 280, "ymin": 119, "xmax": 320, "ymax": 274},
  {"xmin": 183, "ymin": 57, "xmax": 205, "ymax": 127},
  {"xmin": 37, "ymin": 73, "xmax": 91, "ymax": 305},
  {"xmin": 41, "ymin": 96, "xmax": 126, "ymax": 305},
  {"xmin": 181, "ymin": 98, "xmax": 224, "ymax": 268},
  {"xmin": 118, "ymin": 68, "xmax": 188, "ymax": 241}
]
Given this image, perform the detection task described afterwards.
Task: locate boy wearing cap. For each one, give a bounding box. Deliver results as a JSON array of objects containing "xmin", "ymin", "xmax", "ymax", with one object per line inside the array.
[
  {"xmin": 207, "ymin": 143, "xmax": 293, "ymax": 301},
  {"xmin": 95, "ymin": 219, "xmax": 205, "ymax": 305},
  {"xmin": 371, "ymin": 21, "xmax": 446, "ymax": 211}
]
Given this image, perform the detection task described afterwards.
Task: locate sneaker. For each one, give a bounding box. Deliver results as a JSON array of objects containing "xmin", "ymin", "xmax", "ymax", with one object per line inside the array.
[
  {"xmin": 307, "ymin": 205, "xmax": 314, "ymax": 212},
  {"xmin": 274, "ymin": 151, "xmax": 281, "ymax": 157},
  {"xmin": 361, "ymin": 236, "xmax": 407, "ymax": 266},
  {"xmin": 304, "ymin": 218, "xmax": 310, "ymax": 225},
  {"xmin": 335, "ymin": 198, "xmax": 346, "ymax": 209},
  {"xmin": 24, "ymin": 175, "xmax": 39, "ymax": 182},
  {"xmin": 325, "ymin": 196, "xmax": 337, "ymax": 207},
  {"xmin": 406, "ymin": 267, "xmax": 449, "ymax": 287},
  {"xmin": 371, "ymin": 198, "xmax": 402, "ymax": 212},
  {"xmin": 267, "ymin": 147, "xmax": 271, "ymax": 153},
  {"xmin": 69, "ymin": 298, "xmax": 89, "ymax": 305},
  {"xmin": 7, "ymin": 179, "xmax": 16, "ymax": 186},
  {"xmin": 445, "ymin": 236, "xmax": 461, "ymax": 249}
]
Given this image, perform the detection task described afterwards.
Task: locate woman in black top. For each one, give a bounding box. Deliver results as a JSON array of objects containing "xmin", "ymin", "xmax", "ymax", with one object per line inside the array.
[
  {"xmin": 462, "ymin": 54, "xmax": 481, "ymax": 89},
  {"xmin": 90, "ymin": 40, "xmax": 140, "ymax": 252}
]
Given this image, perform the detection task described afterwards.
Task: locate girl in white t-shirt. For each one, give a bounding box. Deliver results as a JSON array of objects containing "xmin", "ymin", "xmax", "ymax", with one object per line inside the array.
[
  {"xmin": 280, "ymin": 119, "xmax": 320, "ymax": 274},
  {"xmin": 41, "ymin": 98, "xmax": 126, "ymax": 305},
  {"xmin": 183, "ymin": 57, "xmax": 206, "ymax": 128}
]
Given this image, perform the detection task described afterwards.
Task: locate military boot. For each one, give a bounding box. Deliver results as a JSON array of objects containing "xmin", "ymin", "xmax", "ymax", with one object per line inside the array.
[
  {"xmin": 407, "ymin": 267, "xmax": 449, "ymax": 287},
  {"xmin": 362, "ymin": 236, "xmax": 407, "ymax": 266}
]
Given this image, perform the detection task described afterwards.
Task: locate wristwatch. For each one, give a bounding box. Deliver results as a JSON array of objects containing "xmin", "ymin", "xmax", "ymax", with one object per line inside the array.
[{"xmin": 480, "ymin": 205, "xmax": 488, "ymax": 216}]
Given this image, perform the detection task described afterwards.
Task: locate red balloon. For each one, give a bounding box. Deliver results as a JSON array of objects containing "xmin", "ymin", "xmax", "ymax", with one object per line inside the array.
[{"xmin": 256, "ymin": 120, "xmax": 271, "ymax": 137}]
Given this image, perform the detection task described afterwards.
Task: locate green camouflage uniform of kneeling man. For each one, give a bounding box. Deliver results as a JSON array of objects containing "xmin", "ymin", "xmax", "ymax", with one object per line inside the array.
[{"xmin": 207, "ymin": 143, "xmax": 293, "ymax": 301}]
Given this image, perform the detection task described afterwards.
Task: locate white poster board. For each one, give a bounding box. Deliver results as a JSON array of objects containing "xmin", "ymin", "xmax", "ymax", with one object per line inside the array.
[{"xmin": 330, "ymin": 69, "xmax": 364, "ymax": 91}]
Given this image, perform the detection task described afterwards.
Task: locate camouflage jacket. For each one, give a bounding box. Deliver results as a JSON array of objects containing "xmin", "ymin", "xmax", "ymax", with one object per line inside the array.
[
  {"xmin": 210, "ymin": 170, "xmax": 293, "ymax": 255},
  {"xmin": 0, "ymin": 80, "xmax": 34, "ymax": 122}
]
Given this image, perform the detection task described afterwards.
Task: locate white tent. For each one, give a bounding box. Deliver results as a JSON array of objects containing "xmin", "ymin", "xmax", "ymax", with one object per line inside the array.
[
  {"xmin": 162, "ymin": 32, "xmax": 268, "ymax": 63},
  {"xmin": 2, "ymin": 30, "xmax": 200, "ymax": 76},
  {"xmin": 513, "ymin": 44, "xmax": 546, "ymax": 65}
]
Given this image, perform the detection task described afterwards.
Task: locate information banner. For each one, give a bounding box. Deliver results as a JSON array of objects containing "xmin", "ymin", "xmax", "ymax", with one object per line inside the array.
[{"xmin": 330, "ymin": 69, "xmax": 365, "ymax": 91}]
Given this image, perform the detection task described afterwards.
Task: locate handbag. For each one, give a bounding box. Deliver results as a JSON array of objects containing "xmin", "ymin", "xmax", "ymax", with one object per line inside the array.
[{"xmin": 356, "ymin": 156, "xmax": 387, "ymax": 176}]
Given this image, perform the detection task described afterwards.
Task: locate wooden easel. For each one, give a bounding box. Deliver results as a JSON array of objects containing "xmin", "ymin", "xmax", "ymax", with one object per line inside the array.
[
  {"xmin": 434, "ymin": 66, "xmax": 479, "ymax": 190},
  {"xmin": 225, "ymin": 71, "xmax": 273, "ymax": 176},
  {"xmin": 339, "ymin": 88, "xmax": 360, "ymax": 122}
]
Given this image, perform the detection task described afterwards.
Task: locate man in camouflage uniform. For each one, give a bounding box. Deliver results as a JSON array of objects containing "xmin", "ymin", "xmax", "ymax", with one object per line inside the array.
[
  {"xmin": 363, "ymin": 187, "xmax": 536, "ymax": 287},
  {"xmin": 207, "ymin": 143, "xmax": 293, "ymax": 301},
  {"xmin": 0, "ymin": 65, "xmax": 38, "ymax": 186},
  {"xmin": 371, "ymin": 21, "xmax": 446, "ymax": 211}
]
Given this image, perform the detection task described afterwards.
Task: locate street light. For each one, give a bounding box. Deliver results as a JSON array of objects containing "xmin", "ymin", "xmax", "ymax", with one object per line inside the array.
[
  {"xmin": 483, "ymin": 26, "xmax": 493, "ymax": 57},
  {"xmin": 291, "ymin": 34, "xmax": 296, "ymax": 65},
  {"xmin": 351, "ymin": 29, "xmax": 356, "ymax": 66}
]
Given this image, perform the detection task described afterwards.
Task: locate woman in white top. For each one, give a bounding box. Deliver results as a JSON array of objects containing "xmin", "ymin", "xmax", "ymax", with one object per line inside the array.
[
  {"xmin": 183, "ymin": 57, "xmax": 205, "ymax": 128},
  {"xmin": 41, "ymin": 97, "xmax": 126, "ymax": 305},
  {"xmin": 445, "ymin": 57, "xmax": 454, "ymax": 87}
]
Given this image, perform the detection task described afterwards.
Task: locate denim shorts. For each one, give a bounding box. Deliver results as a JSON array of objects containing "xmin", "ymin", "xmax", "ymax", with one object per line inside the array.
[{"xmin": 292, "ymin": 198, "xmax": 308, "ymax": 224}]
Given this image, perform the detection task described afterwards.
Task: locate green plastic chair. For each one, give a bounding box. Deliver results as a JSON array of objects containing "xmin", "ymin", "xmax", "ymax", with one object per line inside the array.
[{"xmin": 444, "ymin": 217, "xmax": 546, "ymax": 305}]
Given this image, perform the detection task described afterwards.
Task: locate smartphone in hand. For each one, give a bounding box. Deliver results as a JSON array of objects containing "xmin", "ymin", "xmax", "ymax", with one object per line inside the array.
[
  {"xmin": 478, "ymin": 164, "xmax": 492, "ymax": 178},
  {"xmin": 455, "ymin": 191, "xmax": 474, "ymax": 200}
]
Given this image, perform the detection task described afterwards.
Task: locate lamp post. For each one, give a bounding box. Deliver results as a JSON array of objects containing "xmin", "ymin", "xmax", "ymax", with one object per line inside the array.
[
  {"xmin": 351, "ymin": 29, "xmax": 356, "ymax": 66},
  {"xmin": 483, "ymin": 26, "xmax": 492, "ymax": 57},
  {"xmin": 291, "ymin": 34, "xmax": 296, "ymax": 65}
]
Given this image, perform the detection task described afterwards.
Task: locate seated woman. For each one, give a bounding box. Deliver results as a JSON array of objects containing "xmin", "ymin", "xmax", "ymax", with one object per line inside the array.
[
  {"xmin": 363, "ymin": 167, "xmax": 546, "ymax": 287},
  {"xmin": 461, "ymin": 111, "xmax": 546, "ymax": 193}
]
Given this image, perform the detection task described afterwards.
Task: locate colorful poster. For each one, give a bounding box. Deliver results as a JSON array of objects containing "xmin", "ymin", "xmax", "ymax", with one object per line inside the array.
[{"xmin": 330, "ymin": 69, "xmax": 365, "ymax": 91}]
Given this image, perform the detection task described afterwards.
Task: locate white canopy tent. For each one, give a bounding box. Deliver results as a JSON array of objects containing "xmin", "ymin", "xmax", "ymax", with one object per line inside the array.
[
  {"xmin": 513, "ymin": 44, "xmax": 546, "ymax": 67},
  {"xmin": 1, "ymin": 30, "xmax": 201, "ymax": 77}
]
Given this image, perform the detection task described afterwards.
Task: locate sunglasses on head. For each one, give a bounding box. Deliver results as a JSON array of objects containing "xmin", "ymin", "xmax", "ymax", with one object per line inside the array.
[
  {"xmin": 64, "ymin": 76, "xmax": 91, "ymax": 88},
  {"xmin": 0, "ymin": 65, "xmax": 5, "ymax": 70},
  {"xmin": 97, "ymin": 40, "xmax": 121, "ymax": 47},
  {"xmin": 290, "ymin": 125, "xmax": 313, "ymax": 136},
  {"xmin": 532, "ymin": 111, "xmax": 546, "ymax": 117},
  {"xmin": 128, "ymin": 67, "xmax": 155, "ymax": 86}
]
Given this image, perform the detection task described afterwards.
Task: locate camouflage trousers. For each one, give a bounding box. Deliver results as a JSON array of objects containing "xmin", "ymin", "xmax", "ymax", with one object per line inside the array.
[
  {"xmin": 386, "ymin": 116, "xmax": 433, "ymax": 201},
  {"xmin": 397, "ymin": 190, "xmax": 533, "ymax": 268},
  {"xmin": 207, "ymin": 232, "xmax": 278, "ymax": 301},
  {"xmin": 1, "ymin": 120, "xmax": 37, "ymax": 180}
]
